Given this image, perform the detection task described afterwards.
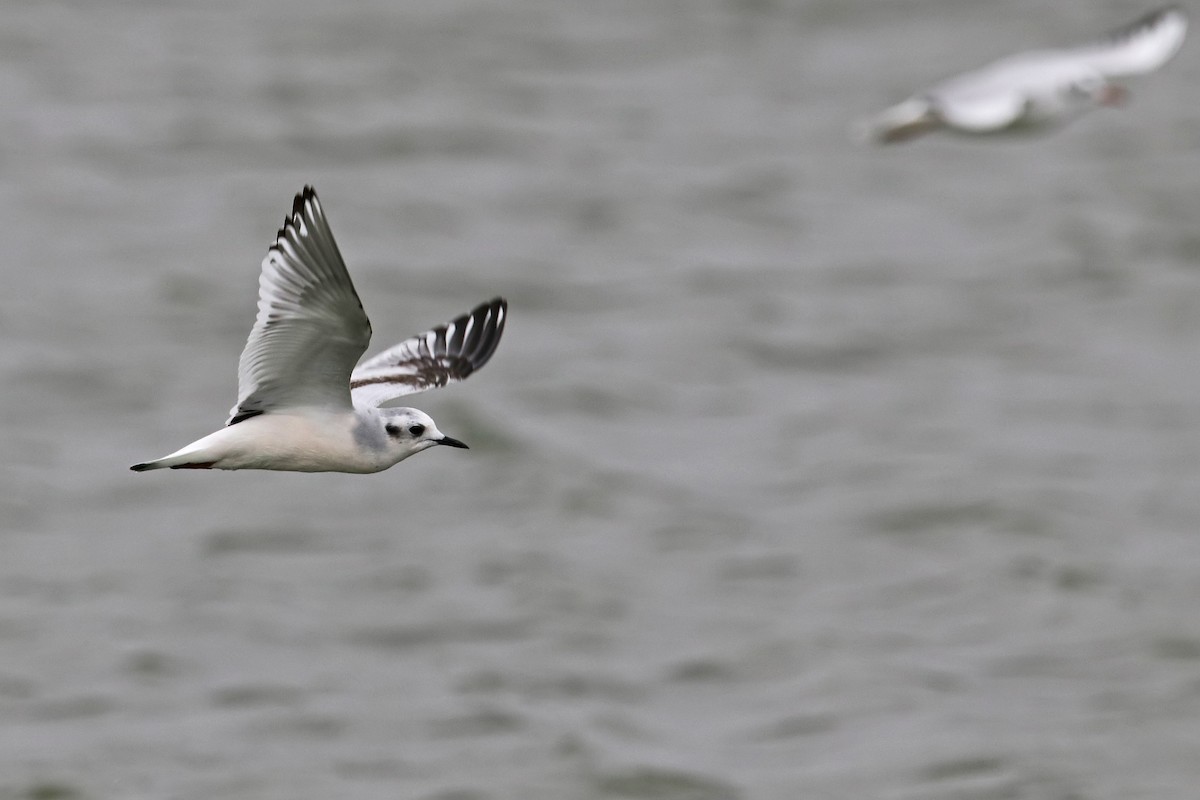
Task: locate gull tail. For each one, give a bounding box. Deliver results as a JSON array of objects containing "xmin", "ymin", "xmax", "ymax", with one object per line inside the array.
[
  {"xmin": 854, "ymin": 98, "xmax": 940, "ymax": 144},
  {"xmin": 131, "ymin": 428, "xmax": 230, "ymax": 472},
  {"xmin": 130, "ymin": 456, "xmax": 216, "ymax": 471}
]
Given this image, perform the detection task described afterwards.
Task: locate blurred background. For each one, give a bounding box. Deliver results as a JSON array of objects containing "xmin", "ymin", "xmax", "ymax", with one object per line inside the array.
[{"xmin": 4, "ymin": 1, "xmax": 1200, "ymax": 798}]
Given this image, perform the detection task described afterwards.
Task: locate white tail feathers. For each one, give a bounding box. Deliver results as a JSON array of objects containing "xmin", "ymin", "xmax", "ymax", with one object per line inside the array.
[
  {"xmin": 854, "ymin": 98, "xmax": 940, "ymax": 144},
  {"xmin": 130, "ymin": 436, "xmax": 221, "ymax": 471},
  {"xmin": 130, "ymin": 455, "xmax": 215, "ymax": 471}
]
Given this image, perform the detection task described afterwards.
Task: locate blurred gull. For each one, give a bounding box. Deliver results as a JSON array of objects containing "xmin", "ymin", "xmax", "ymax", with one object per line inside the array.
[
  {"xmin": 132, "ymin": 186, "xmax": 507, "ymax": 473},
  {"xmin": 858, "ymin": 5, "xmax": 1187, "ymax": 144}
]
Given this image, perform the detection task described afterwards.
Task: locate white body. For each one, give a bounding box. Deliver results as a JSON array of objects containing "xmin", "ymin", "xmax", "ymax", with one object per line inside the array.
[{"xmin": 147, "ymin": 408, "xmax": 436, "ymax": 474}]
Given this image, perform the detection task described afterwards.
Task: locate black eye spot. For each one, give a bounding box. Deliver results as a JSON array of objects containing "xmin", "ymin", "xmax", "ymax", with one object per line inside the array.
[
  {"xmin": 408, "ymin": 424, "xmax": 426, "ymax": 437},
  {"xmin": 385, "ymin": 424, "xmax": 401, "ymax": 437}
]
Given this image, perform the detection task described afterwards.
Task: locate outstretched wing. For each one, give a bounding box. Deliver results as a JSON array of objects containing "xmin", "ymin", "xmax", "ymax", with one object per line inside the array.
[
  {"xmin": 1069, "ymin": 5, "xmax": 1187, "ymax": 77},
  {"xmin": 228, "ymin": 186, "xmax": 371, "ymax": 425},
  {"xmin": 350, "ymin": 297, "xmax": 507, "ymax": 408}
]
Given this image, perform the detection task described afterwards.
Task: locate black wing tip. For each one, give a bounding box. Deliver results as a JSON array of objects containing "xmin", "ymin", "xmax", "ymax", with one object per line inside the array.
[
  {"xmin": 1114, "ymin": 5, "xmax": 1185, "ymax": 39},
  {"xmin": 289, "ymin": 185, "xmax": 319, "ymax": 223},
  {"xmin": 428, "ymin": 296, "xmax": 508, "ymax": 378},
  {"xmin": 130, "ymin": 462, "xmax": 154, "ymax": 472},
  {"xmin": 267, "ymin": 185, "xmax": 322, "ymax": 252},
  {"xmin": 446, "ymin": 297, "xmax": 506, "ymax": 335},
  {"xmin": 295, "ymin": 185, "xmax": 319, "ymax": 211},
  {"xmin": 463, "ymin": 296, "xmax": 508, "ymax": 370},
  {"xmin": 471, "ymin": 297, "xmax": 508, "ymax": 335},
  {"xmin": 1141, "ymin": 5, "xmax": 1185, "ymax": 27}
]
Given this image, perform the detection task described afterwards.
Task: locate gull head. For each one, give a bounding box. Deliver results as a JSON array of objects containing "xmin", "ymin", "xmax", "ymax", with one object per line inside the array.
[
  {"xmin": 1067, "ymin": 73, "xmax": 1125, "ymax": 108},
  {"xmin": 371, "ymin": 407, "xmax": 468, "ymax": 466}
]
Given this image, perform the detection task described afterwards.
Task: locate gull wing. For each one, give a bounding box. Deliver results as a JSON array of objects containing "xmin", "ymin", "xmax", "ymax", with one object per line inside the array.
[
  {"xmin": 1069, "ymin": 5, "xmax": 1187, "ymax": 77},
  {"xmin": 227, "ymin": 186, "xmax": 372, "ymax": 425},
  {"xmin": 350, "ymin": 297, "xmax": 507, "ymax": 409}
]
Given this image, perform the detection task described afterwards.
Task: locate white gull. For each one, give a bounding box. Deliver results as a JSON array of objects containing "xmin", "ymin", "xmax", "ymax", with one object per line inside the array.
[
  {"xmin": 132, "ymin": 186, "xmax": 507, "ymax": 473},
  {"xmin": 858, "ymin": 5, "xmax": 1187, "ymax": 144}
]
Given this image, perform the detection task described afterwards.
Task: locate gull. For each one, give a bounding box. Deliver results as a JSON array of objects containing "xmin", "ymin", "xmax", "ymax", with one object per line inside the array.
[
  {"xmin": 858, "ymin": 5, "xmax": 1187, "ymax": 144},
  {"xmin": 131, "ymin": 186, "xmax": 507, "ymax": 473}
]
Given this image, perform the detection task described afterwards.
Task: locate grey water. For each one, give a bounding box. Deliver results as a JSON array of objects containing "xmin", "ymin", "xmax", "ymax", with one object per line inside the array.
[{"xmin": 4, "ymin": 1, "xmax": 1200, "ymax": 798}]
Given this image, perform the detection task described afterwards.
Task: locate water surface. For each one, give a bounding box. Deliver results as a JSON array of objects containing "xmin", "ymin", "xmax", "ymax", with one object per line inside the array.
[{"xmin": 4, "ymin": 2, "xmax": 1200, "ymax": 798}]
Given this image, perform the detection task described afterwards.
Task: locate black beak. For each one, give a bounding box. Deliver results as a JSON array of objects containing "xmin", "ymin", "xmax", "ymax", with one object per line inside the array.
[{"xmin": 438, "ymin": 435, "xmax": 469, "ymax": 449}]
